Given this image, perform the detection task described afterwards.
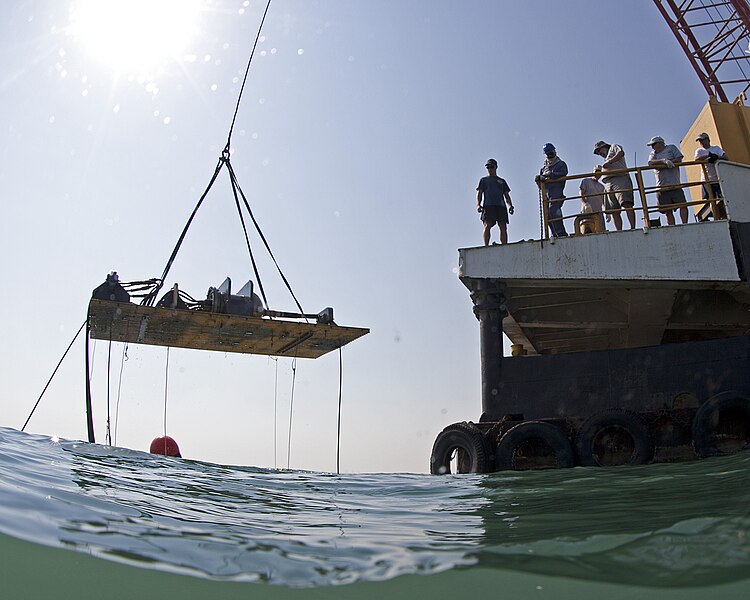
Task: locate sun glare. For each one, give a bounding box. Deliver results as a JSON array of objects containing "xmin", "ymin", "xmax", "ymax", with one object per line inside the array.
[{"xmin": 68, "ymin": 0, "xmax": 201, "ymax": 75}]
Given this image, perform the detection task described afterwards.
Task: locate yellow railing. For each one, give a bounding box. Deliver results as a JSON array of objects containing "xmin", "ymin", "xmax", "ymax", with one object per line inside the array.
[{"xmin": 538, "ymin": 160, "xmax": 723, "ymax": 239}]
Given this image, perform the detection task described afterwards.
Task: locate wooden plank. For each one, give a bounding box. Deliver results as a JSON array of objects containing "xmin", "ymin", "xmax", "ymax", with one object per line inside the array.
[{"xmin": 88, "ymin": 299, "xmax": 368, "ymax": 359}]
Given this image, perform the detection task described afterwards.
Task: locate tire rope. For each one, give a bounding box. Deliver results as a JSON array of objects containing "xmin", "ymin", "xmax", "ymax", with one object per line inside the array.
[{"xmin": 336, "ymin": 347, "xmax": 343, "ymax": 475}]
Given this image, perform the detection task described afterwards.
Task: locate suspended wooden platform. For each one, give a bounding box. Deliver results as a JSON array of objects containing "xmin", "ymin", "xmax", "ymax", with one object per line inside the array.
[{"xmin": 88, "ymin": 299, "xmax": 369, "ymax": 358}]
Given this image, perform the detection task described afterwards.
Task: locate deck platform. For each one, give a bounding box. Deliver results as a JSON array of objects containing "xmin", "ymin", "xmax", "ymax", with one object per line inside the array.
[{"xmin": 88, "ymin": 299, "xmax": 369, "ymax": 358}]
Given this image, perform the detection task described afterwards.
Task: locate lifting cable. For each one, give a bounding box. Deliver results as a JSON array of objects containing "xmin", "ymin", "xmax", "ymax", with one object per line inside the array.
[
  {"xmin": 143, "ymin": 0, "xmax": 286, "ymax": 310},
  {"xmin": 21, "ymin": 320, "xmax": 87, "ymax": 432}
]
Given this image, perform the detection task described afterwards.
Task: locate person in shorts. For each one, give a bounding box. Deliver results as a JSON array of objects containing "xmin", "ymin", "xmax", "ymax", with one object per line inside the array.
[
  {"xmin": 647, "ymin": 136, "xmax": 687, "ymax": 226},
  {"xmin": 694, "ymin": 132, "xmax": 728, "ymax": 218},
  {"xmin": 593, "ymin": 140, "xmax": 636, "ymax": 231},
  {"xmin": 476, "ymin": 158, "xmax": 514, "ymax": 246}
]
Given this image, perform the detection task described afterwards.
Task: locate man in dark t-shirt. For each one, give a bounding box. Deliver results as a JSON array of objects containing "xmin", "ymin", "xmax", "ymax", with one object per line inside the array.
[{"xmin": 476, "ymin": 158, "xmax": 514, "ymax": 246}]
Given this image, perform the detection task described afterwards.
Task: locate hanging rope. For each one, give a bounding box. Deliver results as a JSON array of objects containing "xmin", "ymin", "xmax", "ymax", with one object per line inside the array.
[
  {"xmin": 272, "ymin": 356, "xmax": 279, "ymax": 469},
  {"xmin": 225, "ymin": 0, "xmax": 273, "ymax": 153},
  {"xmin": 105, "ymin": 337, "xmax": 112, "ymax": 446},
  {"xmin": 163, "ymin": 347, "xmax": 171, "ymax": 448},
  {"xmin": 336, "ymin": 347, "xmax": 343, "ymax": 475},
  {"xmin": 286, "ymin": 357, "xmax": 297, "ymax": 469},
  {"xmin": 21, "ymin": 320, "xmax": 86, "ymax": 432},
  {"xmin": 113, "ymin": 344, "xmax": 128, "ymax": 446}
]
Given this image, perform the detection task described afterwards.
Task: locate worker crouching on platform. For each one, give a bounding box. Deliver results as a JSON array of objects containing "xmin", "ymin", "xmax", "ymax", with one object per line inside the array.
[
  {"xmin": 536, "ymin": 143, "xmax": 568, "ymax": 237},
  {"xmin": 476, "ymin": 158, "xmax": 514, "ymax": 246}
]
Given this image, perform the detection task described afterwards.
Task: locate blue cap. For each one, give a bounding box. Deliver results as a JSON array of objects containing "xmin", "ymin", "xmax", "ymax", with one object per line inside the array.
[{"xmin": 543, "ymin": 143, "xmax": 556, "ymax": 154}]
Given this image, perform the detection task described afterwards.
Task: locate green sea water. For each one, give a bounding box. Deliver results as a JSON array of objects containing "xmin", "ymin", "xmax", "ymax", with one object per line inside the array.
[{"xmin": 1, "ymin": 426, "xmax": 748, "ymax": 599}]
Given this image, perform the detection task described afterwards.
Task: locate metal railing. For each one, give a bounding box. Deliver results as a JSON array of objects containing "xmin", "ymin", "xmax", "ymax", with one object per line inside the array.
[{"xmin": 538, "ymin": 160, "xmax": 724, "ymax": 239}]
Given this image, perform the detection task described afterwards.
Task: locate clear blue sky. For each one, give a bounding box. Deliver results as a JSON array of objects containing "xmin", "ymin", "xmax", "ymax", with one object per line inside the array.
[{"xmin": 1, "ymin": 0, "xmax": 710, "ymax": 472}]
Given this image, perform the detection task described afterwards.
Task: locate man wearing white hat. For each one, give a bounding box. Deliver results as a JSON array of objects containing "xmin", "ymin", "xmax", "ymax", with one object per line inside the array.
[
  {"xmin": 647, "ymin": 136, "xmax": 688, "ymax": 226},
  {"xmin": 694, "ymin": 132, "xmax": 727, "ymax": 211}
]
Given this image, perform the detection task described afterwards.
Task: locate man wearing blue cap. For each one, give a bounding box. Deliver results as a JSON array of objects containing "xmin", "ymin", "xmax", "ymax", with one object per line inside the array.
[
  {"xmin": 476, "ymin": 158, "xmax": 514, "ymax": 246},
  {"xmin": 536, "ymin": 143, "xmax": 568, "ymax": 237}
]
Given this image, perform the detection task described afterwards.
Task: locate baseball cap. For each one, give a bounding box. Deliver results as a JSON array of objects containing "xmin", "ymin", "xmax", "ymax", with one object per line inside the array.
[
  {"xmin": 593, "ymin": 140, "xmax": 608, "ymax": 153},
  {"xmin": 542, "ymin": 143, "xmax": 556, "ymax": 154},
  {"xmin": 647, "ymin": 136, "xmax": 664, "ymax": 146},
  {"xmin": 696, "ymin": 132, "xmax": 710, "ymax": 141},
  {"xmin": 485, "ymin": 158, "xmax": 498, "ymax": 167}
]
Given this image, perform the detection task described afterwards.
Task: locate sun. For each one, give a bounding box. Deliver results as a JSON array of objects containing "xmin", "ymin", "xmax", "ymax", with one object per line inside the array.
[{"xmin": 67, "ymin": 0, "xmax": 202, "ymax": 76}]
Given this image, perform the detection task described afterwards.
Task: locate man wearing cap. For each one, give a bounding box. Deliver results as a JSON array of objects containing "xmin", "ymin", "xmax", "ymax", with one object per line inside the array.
[
  {"xmin": 647, "ymin": 136, "xmax": 688, "ymax": 226},
  {"xmin": 535, "ymin": 143, "xmax": 568, "ymax": 237},
  {"xmin": 593, "ymin": 140, "xmax": 636, "ymax": 231},
  {"xmin": 694, "ymin": 132, "xmax": 727, "ymax": 213},
  {"xmin": 476, "ymin": 158, "xmax": 514, "ymax": 246}
]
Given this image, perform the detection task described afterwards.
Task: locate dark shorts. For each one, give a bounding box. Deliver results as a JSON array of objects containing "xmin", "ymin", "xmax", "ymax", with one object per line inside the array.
[
  {"xmin": 702, "ymin": 183, "xmax": 722, "ymax": 200},
  {"xmin": 657, "ymin": 188, "xmax": 686, "ymax": 213},
  {"xmin": 481, "ymin": 204, "xmax": 508, "ymax": 226}
]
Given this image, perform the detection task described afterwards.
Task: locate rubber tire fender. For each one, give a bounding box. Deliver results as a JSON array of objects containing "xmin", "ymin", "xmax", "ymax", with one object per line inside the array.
[
  {"xmin": 430, "ymin": 422, "xmax": 492, "ymax": 475},
  {"xmin": 692, "ymin": 391, "xmax": 750, "ymax": 458},
  {"xmin": 575, "ymin": 408, "xmax": 653, "ymax": 467},
  {"xmin": 494, "ymin": 421, "xmax": 575, "ymax": 471}
]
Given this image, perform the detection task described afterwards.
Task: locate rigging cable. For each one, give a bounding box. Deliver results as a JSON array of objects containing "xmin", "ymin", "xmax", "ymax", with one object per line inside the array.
[
  {"xmin": 227, "ymin": 159, "xmax": 270, "ymax": 309},
  {"xmin": 21, "ymin": 320, "xmax": 87, "ymax": 432},
  {"xmin": 225, "ymin": 0, "xmax": 273, "ymax": 152},
  {"xmin": 226, "ymin": 160, "xmax": 306, "ymax": 316},
  {"xmin": 143, "ymin": 158, "xmax": 224, "ymax": 306}
]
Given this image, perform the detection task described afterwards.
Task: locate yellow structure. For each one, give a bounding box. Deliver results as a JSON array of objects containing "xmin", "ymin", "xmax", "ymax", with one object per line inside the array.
[{"xmin": 681, "ymin": 98, "xmax": 750, "ymax": 219}]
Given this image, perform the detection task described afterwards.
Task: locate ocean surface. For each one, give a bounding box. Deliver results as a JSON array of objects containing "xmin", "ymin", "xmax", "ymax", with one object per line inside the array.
[{"xmin": 1, "ymin": 426, "xmax": 748, "ymax": 599}]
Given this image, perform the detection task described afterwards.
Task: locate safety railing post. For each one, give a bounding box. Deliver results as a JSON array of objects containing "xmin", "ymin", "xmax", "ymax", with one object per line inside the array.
[
  {"xmin": 540, "ymin": 182, "xmax": 549, "ymax": 240},
  {"xmin": 635, "ymin": 168, "xmax": 650, "ymax": 228},
  {"xmin": 701, "ymin": 163, "xmax": 719, "ymax": 220}
]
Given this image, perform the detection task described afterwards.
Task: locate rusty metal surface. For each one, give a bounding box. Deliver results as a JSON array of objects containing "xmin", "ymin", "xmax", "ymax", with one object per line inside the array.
[{"xmin": 88, "ymin": 299, "xmax": 368, "ymax": 358}]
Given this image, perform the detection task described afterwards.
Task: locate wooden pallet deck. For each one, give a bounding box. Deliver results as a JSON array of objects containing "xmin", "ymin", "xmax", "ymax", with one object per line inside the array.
[{"xmin": 88, "ymin": 299, "xmax": 368, "ymax": 358}]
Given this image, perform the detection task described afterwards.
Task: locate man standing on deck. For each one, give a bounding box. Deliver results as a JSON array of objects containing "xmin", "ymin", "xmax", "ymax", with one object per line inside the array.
[
  {"xmin": 593, "ymin": 140, "xmax": 636, "ymax": 231},
  {"xmin": 694, "ymin": 132, "xmax": 728, "ymax": 215},
  {"xmin": 536, "ymin": 143, "xmax": 568, "ymax": 237},
  {"xmin": 476, "ymin": 158, "xmax": 514, "ymax": 246},
  {"xmin": 647, "ymin": 136, "xmax": 688, "ymax": 226}
]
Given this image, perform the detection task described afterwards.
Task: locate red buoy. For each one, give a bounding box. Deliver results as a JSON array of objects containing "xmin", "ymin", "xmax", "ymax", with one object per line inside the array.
[{"xmin": 149, "ymin": 435, "xmax": 181, "ymax": 458}]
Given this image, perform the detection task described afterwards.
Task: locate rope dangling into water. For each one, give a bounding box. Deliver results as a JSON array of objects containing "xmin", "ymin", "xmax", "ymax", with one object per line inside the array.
[
  {"xmin": 163, "ymin": 347, "xmax": 171, "ymax": 454},
  {"xmin": 272, "ymin": 356, "xmax": 279, "ymax": 469},
  {"xmin": 336, "ymin": 347, "xmax": 343, "ymax": 475},
  {"xmin": 113, "ymin": 344, "xmax": 128, "ymax": 446},
  {"xmin": 286, "ymin": 358, "xmax": 297, "ymax": 469},
  {"xmin": 21, "ymin": 320, "xmax": 87, "ymax": 432}
]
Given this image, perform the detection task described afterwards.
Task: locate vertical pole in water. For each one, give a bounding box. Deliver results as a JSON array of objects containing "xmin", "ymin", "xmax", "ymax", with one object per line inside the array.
[
  {"xmin": 84, "ymin": 318, "xmax": 96, "ymax": 443},
  {"xmin": 470, "ymin": 279, "xmax": 508, "ymax": 418}
]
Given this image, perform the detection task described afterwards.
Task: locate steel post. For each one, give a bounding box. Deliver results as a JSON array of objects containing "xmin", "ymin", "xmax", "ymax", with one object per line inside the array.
[{"xmin": 470, "ymin": 279, "xmax": 508, "ymax": 417}]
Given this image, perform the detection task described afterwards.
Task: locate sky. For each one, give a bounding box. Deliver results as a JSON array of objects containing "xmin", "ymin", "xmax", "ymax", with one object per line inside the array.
[{"xmin": 0, "ymin": 0, "xmax": 713, "ymax": 473}]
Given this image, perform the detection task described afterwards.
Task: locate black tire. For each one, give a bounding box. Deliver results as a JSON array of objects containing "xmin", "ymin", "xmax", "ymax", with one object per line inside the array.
[
  {"xmin": 430, "ymin": 422, "xmax": 492, "ymax": 475},
  {"xmin": 575, "ymin": 408, "xmax": 653, "ymax": 467},
  {"xmin": 495, "ymin": 421, "xmax": 575, "ymax": 471},
  {"xmin": 692, "ymin": 391, "xmax": 750, "ymax": 457}
]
